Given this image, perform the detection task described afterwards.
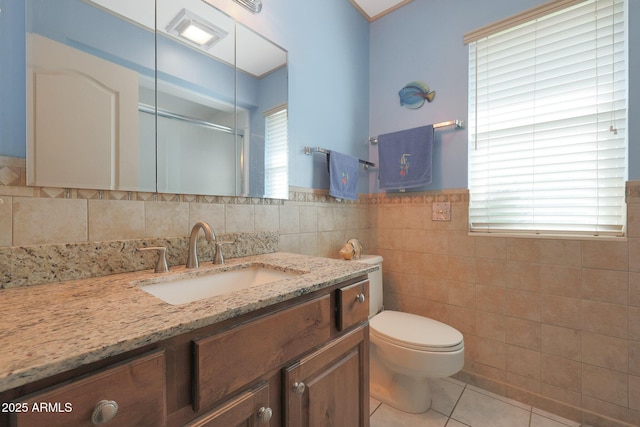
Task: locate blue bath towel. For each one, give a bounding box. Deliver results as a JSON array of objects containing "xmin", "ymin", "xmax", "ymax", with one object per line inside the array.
[
  {"xmin": 329, "ymin": 151, "xmax": 359, "ymax": 201},
  {"xmin": 378, "ymin": 125, "xmax": 433, "ymax": 190}
]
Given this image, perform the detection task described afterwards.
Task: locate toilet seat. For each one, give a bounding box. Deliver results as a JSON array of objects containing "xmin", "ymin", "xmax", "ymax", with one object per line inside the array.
[{"xmin": 370, "ymin": 310, "xmax": 463, "ymax": 352}]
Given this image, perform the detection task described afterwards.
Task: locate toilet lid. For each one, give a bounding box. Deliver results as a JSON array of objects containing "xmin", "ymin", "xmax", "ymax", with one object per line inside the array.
[{"xmin": 370, "ymin": 310, "xmax": 464, "ymax": 352}]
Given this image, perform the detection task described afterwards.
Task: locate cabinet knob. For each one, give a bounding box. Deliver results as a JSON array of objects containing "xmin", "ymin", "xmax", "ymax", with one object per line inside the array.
[
  {"xmin": 257, "ymin": 406, "xmax": 273, "ymax": 424},
  {"xmin": 91, "ymin": 400, "xmax": 118, "ymax": 425},
  {"xmin": 293, "ymin": 381, "xmax": 306, "ymax": 396},
  {"xmin": 355, "ymin": 293, "xmax": 366, "ymax": 303}
]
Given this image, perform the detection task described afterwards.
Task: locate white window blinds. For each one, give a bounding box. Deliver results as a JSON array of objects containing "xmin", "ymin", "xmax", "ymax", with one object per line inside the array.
[
  {"xmin": 264, "ymin": 106, "xmax": 288, "ymax": 199},
  {"xmin": 467, "ymin": 0, "xmax": 627, "ymax": 237}
]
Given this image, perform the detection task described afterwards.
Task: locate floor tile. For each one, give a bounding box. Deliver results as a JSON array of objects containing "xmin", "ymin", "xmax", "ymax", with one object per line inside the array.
[
  {"xmin": 450, "ymin": 388, "xmax": 531, "ymax": 427},
  {"xmin": 466, "ymin": 384, "xmax": 532, "ymax": 411},
  {"xmin": 370, "ymin": 404, "xmax": 449, "ymax": 427},
  {"xmin": 430, "ymin": 378, "xmax": 466, "ymax": 416},
  {"xmin": 370, "ymin": 397, "xmax": 381, "ymax": 415}
]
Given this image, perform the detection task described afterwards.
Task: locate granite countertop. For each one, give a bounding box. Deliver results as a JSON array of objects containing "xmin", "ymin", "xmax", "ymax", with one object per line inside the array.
[{"xmin": 0, "ymin": 252, "xmax": 375, "ymax": 393}]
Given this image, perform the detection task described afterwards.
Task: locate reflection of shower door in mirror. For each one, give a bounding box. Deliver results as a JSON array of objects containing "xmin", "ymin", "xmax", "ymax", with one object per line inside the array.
[
  {"xmin": 26, "ymin": 34, "xmax": 140, "ymax": 190},
  {"xmin": 156, "ymin": 114, "xmax": 241, "ymax": 196}
]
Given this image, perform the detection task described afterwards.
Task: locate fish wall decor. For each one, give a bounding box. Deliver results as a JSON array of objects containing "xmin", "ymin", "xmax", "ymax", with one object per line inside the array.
[{"xmin": 398, "ymin": 81, "xmax": 436, "ymax": 109}]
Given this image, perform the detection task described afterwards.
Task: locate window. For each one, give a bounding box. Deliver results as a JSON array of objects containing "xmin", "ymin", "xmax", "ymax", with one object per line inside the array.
[
  {"xmin": 264, "ymin": 106, "xmax": 288, "ymax": 198},
  {"xmin": 466, "ymin": 0, "xmax": 627, "ymax": 237}
]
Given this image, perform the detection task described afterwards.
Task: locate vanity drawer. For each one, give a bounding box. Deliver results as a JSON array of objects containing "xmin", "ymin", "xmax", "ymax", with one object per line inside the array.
[
  {"xmin": 193, "ymin": 295, "xmax": 331, "ymax": 411},
  {"xmin": 11, "ymin": 350, "xmax": 166, "ymax": 427},
  {"xmin": 336, "ymin": 280, "xmax": 369, "ymax": 331}
]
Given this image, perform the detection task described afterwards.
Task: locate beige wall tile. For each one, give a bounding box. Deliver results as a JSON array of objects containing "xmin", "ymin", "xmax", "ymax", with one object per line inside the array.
[
  {"xmin": 506, "ymin": 261, "xmax": 541, "ymax": 292},
  {"xmin": 506, "ymin": 289, "xmax": 541, "ymax": 321},
  {"xmin": 476, "ymin": 236, "xmax": 507, "ymax": 260},
  {"xmin": 541, "ymin": 354, "xmax": 581, "ymax": 392},
  {"xmin": 299, "ymin": 205, "xmax": 318, "ymax": 233},
  {"xmin": 13, "ymin": 197, "xmax": 87, "ymax": 245},
  {"xmin": 476, "ymin": 284, "xmax": 505, "ymax": 314},
  {"xmin": 279, "ymin": 233, "xmax": 300, "ymax": 253},
  {"xmin": 298, "ymin": 232, "xmax": 318, "ymax": 256},
  {"xmin": 449, "ymin": 230, "xmax": 475, "ymax": 257},
  {"xmin": 630, "ymin": 238, "xmax": 640, "ymax": 273},
  {"xmin": 582, "ymin": 332, "xmax": 629, "ymax": 373},
  {"xmin": 448, "ymin": 279, "xmax": 476, "ymax": 307},
  {"xmin": 582, "ymin": 240, "xmax": 629, "ymax": 271},
  {"xmin": 542, "ymin": 295, "xmax": 582, "ymax": 329},
  {"xmin": 447, "ymin": 305, "xmax": 476, "ymax": 335},
  {"xmin": 225, "ymin": 205, "xmax": 255, "ymax": 233},
  {"xmin": 476, "ymin": 311, "xmax": 505, "ymax": 342},
  {"xmin": 630, "ymin": 375, "xmax": 640, "ymax": 411},
  {"xmin": 540, "ymin": 265, "xmax": 581, "ymax": 297},
  {"xmin": 582, "ymin": 364, "xmax": 628, "ymax": 407},
  {"xmin": 401, "ymin": 204, "xmax": 428, "ymax": 229},
  {"xmin": 630, "ymin": 307, "xmax": 640, "ymax": 342},
  {"xmin": 423, "ymin": 277, "xmax": 448, "ymax": 303},
  {"xmin": 629, "ymin": 203, "xmax": 640, "ymax": 238},
  {"xmin": 505, "ymin": 317, "xmax": 541, "ymax": 351},
  {"xmin": 540, "ymin": 383, "xmax": 582, "ymax": 407},
  {"xmin": 449, "ymin": 256, "xmax": 476, "ymax": 283},
  {"xmin": 0, "ymin": 196, "xmax": 11, "ymax": 246},
  {"xmin": 144, "ymin": 201, "xmax": 189, "ymax": 238},
  {"xmin": 401, "ymin": 229, "xmax": 428, "ymax": 253},
  {"xmin": 507, "ymin": 238, "xmax": 540, "ymax": 262},
  {"xmin": 506, "ymin": 345, "xmax": 540, "ymax": 380},
  {"xmin": 88, "ymin": 200, "xmax": 144, "ymax": 241},
  {"xmin": 630, "ymin": 342, "xmax": 640, "ymax": 376},
  {"xmin": 189, "ymin": 203, "xmax": 225, "ymax": 233},
  {"xmin": 423, "ymin": 229, "xmax": 449, "ymax": 254},
  {"xmin": 541, "ymin": 324, "xmax": 581, "ymax": 361},
  {"xmin": 423, "ymin": 253, "xmax": 449, "ymax": 279},
  {"xmin": 378, "ymin": 228, "xmax": 402, "ymax": 250},
  {"xmin": 254, "ymin": 205, "xmax": 279, "ymax": 232},
  {"xmin": 537, "ymin": 239, "xmax": 581, "ymax": 267},
  {"xmin": 476, "ymin": 259, "xmax": 508, "ymax": 287},
  {"xmin": 277, "ymin": 204, "xmax": 299, "ymax": 234},
  {"xmin": 317, "ymin": 206, "xmax": 336, "ymax": 232},
  {"xmin": 630, "ymin": 272, "xmax": 640, "ymax": 307},
  {"xmin": 582, "ymin": 268, "xmax": 628, "ymax": 305},
  {"xmin": 582, "ymin": 300, "xmax": 628, "ymax": 339},
  {"xmin": 473, "ymin": 336, "xmax": 506, "ymax": 370}
]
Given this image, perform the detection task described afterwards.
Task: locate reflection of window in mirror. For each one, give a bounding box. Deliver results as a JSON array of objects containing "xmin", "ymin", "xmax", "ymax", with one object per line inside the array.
[{"xmin": 264, "ymin": 105, "xmax": 288, "ymax": 199}]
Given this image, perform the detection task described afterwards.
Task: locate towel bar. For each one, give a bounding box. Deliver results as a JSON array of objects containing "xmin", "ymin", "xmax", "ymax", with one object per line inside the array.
[
  {"xmin": 303, "ymin": 146, "xmax": 375, "ymax": 169},
  {"xmin": 368, "ymin": 119, "xmax": 464, "ymax": 144}
]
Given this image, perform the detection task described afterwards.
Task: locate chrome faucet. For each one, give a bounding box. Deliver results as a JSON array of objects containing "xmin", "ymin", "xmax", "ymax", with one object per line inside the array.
[{"xmin": 186, "ymin": 221, "xmax": 215, "ymax": 268}]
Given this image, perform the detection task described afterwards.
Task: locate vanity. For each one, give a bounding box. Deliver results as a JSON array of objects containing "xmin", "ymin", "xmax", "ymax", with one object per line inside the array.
[{"xmin": 0, "ymin": 253, "xmax": 373, "ymax": 426}]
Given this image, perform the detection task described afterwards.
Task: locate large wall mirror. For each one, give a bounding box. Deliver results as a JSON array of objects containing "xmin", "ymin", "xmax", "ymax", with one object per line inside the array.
[{"xmin": 22, "ymin": 0, "xmax": 288, "ymax": 198}]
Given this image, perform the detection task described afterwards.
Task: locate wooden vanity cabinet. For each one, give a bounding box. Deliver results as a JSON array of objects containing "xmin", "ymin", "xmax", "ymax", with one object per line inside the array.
[
  {"xmin": 1, "ymin": 276, "xmax": 370, "ymax": 427},
  {"xmin": 9, "ymin": 350, "xmax": 166, "ymax": 427}
]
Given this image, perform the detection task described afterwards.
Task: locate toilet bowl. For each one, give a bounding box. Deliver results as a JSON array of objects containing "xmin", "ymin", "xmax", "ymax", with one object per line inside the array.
[{"xmin": 358, "ymin": 255, "xmax": 464, "ymax": 414}]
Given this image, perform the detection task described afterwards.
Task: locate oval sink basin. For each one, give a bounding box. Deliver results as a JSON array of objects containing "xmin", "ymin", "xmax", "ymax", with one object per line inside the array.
[{"xmin": 139, "ymin": 266, "xmax": 299, "ymax": 305}]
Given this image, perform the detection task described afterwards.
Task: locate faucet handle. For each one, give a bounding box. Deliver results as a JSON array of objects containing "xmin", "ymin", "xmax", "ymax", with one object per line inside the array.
[
  {"xmin": 214, "ymin": 241, "xmax": 235, "ymax": 265},
  {"xmin": 138, "ymin": 246, "xmax": 170, "ymax": 273}
]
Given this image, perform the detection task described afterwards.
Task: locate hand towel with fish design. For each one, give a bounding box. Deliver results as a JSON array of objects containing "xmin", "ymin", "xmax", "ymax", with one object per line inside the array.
[
  {"xmin": 328, "ymin": 150, "xmax": 359, "ymax": 201},
  {"xmin": 378, "ymin": 125, "xmax": 433, "ymax": 190}
]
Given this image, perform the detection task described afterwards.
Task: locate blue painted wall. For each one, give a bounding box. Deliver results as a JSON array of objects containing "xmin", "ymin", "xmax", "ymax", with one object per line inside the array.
[
  {"xmin": 370, "ymin": 0, "xmax": 639, "ymax": 190},
  {"xmin": 0, "ymin": 0, "xmax": 25, "ymax": 158},
  {"xmin": 207, "ymin": 0, "xmax": 371, "ymax": 192}
]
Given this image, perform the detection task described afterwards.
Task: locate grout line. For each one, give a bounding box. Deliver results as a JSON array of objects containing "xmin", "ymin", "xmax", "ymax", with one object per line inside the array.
[{"xmin": 445, "ymin": 383, "xmax": 468, "ymax": 425}]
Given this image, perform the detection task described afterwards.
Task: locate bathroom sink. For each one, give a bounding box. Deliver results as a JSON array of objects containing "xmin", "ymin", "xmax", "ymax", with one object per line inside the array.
[{"xmin": 138, "ymin": 266, "xmax": 299, "ymax": 305}]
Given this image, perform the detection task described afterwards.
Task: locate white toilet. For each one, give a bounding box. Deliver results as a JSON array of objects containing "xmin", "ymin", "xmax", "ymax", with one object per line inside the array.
[{"xmin": 358, "ymin": 255, "xmax": 464, "ymax": 414}]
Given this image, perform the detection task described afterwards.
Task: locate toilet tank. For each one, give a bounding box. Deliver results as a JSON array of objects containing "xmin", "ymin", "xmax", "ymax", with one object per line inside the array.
[{"xmin": 357, "ymin": 255, "xmax": 384, "ymax": 317}]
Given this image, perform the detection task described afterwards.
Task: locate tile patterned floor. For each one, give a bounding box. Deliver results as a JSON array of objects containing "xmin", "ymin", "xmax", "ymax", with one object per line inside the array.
[{"xmin": 370, "ymin": 378, "xmax": 581, "ymax": 427}]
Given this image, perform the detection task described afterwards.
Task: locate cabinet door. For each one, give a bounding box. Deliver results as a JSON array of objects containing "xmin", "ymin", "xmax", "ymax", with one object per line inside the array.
[
  {"xmin": 185, "ymin": 382, "xmax": 272, "ymax": 427},
  {"xmin": 284, "ymin": 326, "xmax": 369, "ymax": 427}
]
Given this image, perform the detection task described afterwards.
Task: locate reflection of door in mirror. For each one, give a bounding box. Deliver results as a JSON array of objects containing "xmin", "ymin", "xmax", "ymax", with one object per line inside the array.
[{"xmin": 25, "ymin": 0, "xmax": 156, "ymax": 192}]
